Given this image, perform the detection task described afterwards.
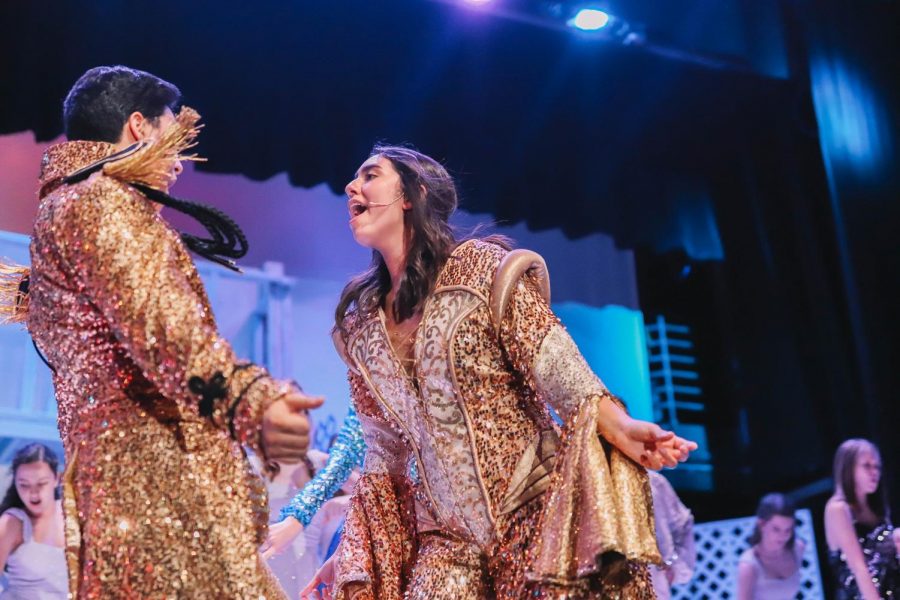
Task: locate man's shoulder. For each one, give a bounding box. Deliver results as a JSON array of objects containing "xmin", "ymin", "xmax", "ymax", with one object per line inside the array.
[
  {"xmin": 39, "ymin": 175, "xmax": 153, "ymax": 231},
  {"xmin": 47, "ymin": 173, "xmax": 138, "ymax": 207}
]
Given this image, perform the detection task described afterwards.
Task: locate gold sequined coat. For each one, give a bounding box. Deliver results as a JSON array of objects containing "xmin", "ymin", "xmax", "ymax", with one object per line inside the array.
[
  {"xmin": 22, "ymin": 110, "xmax": 291, "ymax": 599},
  {"xmin": 331, "ymin": 240, "xmax": 661, "ymax": 599}
]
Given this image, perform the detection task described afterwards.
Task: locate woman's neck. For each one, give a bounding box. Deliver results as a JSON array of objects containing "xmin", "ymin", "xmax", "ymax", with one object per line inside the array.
[
  {"xmin": 378, "ymin": 236, "xmax": 408, "ymax": 303},
  {"xmin": 27, "ymin": 502, "xmax": 57, "ymax": 528},
  {"xmin": 385, "ymin": 254, "xmax": 405, "ymax": 292},
  {"xmin": 756, "ymin": 542, "xmax": 788, "ymax": 557},
  {"xmin": 853, "ymin": 500, "xmax": 879, "ymax": 524}
]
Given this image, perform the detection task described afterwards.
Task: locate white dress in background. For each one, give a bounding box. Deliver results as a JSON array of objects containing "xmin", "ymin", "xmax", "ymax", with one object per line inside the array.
[
  {"xmin": 261, "ymin": 451, "xmax": 329, "ymax": 597},
  {"xmin": 0, "ymin": 508, "xmax": 68, "ymax": 600},
  {"xmin": 737, "ymin": 544, "xmax": 803, "ymax": 600}
]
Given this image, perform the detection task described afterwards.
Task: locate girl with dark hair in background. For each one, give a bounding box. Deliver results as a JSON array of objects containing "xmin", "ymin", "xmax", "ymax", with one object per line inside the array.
[
  {"xmin": 825, "ymin": 438, "xmax": 900, "ymax": 600},
  {"xmin": 0, "ymin": 443, "xmax": 67, "ymax": 599},
  {"xmin": 302, "ymin": 144, "xmax": 697, "ymax": 599},
  {"xmin": 736, "ymin": 493, "xmax": 804, "ymax": 600}
]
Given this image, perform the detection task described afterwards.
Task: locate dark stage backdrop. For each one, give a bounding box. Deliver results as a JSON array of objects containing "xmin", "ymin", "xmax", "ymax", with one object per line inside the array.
[{"xmin": 0, "ymin": 0, "xmax": 793, "ymax": 246}]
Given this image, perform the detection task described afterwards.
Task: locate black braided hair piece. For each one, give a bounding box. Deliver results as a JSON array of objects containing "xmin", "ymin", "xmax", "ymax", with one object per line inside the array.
[
  {"xmin": 130, "ymin": 183, "xmax": 248, "ymax": 272},
  {"xmin": 61, "ymin": 148, "xmax": 249, "ymax": 272}
]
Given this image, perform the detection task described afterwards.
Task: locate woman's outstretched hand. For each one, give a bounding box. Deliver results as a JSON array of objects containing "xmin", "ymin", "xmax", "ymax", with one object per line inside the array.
[
  {"xmin": 260, "ymin": 516, "xmax": 303, "ymax": 560},
  {"xmin": 609, "ymin": 418, "xmax": 697, "ymax": 470},
  {"xmin": 299, "ymin": 556, "xmax": 335, "ymax": 600}
]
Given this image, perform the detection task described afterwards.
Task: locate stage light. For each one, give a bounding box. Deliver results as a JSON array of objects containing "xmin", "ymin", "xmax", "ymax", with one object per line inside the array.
[
  {"xmin": 569, "ymin": 8, "xmax": 610, "ymax": 31},
  {"xmin": 463, "ymin": 0, "xmax": 493, "ymax": 4}
]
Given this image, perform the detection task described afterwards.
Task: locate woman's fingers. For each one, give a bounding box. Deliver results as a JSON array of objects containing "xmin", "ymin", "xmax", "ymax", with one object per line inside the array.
[
  {"xmin": 298, "ymin": 576, "xmax": 321, "ymax": 599},
  {"xmin": 672, "ymin": 436, "xmax": 698, "ymax": 461},
  {"xmin": 659, "ymin": 445, "xmax": 680, "ymax": 468},
  {"xmin": 640, "ymin": 452, "xmax": 664, "ymax": 470},
  {"xmin": 642, "ymin": 438, "xmax": 686, "ymax": 469},
  {"xmin": 655, "ymin": 429, "xmax": 675, "ymax": 442},
  {"xmin": 638, "ymin": 423, "xmax": 674, "ymax": 443},
  {"xmin": 260, "ymin": 536, "xmax": 276, "ymax": 560},
  {"xmin": 626, "ymin": 421, "xmax": 698, "ymax": 470}
]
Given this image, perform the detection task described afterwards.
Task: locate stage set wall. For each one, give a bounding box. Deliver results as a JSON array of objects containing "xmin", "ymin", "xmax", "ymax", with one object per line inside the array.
[{"xmin": 0, "ymin": 131, "xmax": 653, "ymax": 453}]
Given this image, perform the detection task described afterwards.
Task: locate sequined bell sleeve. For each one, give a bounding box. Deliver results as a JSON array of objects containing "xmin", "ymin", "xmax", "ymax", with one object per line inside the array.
[
  {"xmin": 53, "ymin": 177, "xmax": 294, "ymax": 453},
  {"xmin": 494, "ymin": 256, "xmax": 661, "ymax": 587},
  {"xmin": 278, "ymin": 406, "xmax": 366, "ymax": 526},
  {"xmin": 332, "ymin": 370, "xmax": 416, "ymax": 600}
]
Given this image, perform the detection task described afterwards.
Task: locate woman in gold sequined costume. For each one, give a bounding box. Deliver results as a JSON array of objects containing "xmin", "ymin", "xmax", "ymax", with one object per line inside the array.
[
  {"xmin": 309, "ymin": 145, "xmax": 697, "ymax": 599},
  {"xmin": 0, "ymin": 66, "xmax": 322, "ymax": 598}
]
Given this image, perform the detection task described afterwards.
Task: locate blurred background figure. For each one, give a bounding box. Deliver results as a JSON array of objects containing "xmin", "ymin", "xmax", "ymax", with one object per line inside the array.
[
  {"xmin": 303, "ymin": 465, "xmax": 361, "ymax": 574},
  {"xmin": 0, "ymin": 443, "xmax": 67, "ymax": 599},
  {"xmin": 255, "ymin": 451, "xmax": 328, "ymax": 598},
  {"xmin": 648, "ymin": 470, "xmax": 696, "ymax": 599},
  {"xmin": 824, "ymin": 439, "xmax": 899, "ymax": 600},
  {"xmin": 737, "ymin": 493, "xmax": 804, "ymax": 600}
]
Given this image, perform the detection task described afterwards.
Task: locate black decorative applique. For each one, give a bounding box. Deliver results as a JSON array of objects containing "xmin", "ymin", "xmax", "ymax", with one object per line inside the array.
[{"xmin": 189, "ymin": 371, "xmax": 227, "ymax": 417}]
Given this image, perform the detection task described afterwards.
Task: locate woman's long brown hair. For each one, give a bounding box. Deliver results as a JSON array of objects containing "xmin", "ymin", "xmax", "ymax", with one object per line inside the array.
[{"xmin": 833, "ymin": 438, "xmax": 889, "ymax": 521}]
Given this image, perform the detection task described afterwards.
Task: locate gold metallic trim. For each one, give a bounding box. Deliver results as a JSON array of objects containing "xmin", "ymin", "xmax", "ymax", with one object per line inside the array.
[{"xmin": 490, "ymin": 249, "xmax": 551, "ymax": 331}]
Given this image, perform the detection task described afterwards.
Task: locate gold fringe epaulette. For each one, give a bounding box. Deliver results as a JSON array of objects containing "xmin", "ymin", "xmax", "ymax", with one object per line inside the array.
[
  {"xmin": 0, "ymin": 261, "xmax": 31, "ymax": 324},
  {"xmin": 103, "ymin": 106, "xmax": 206, "ymax": 190}
]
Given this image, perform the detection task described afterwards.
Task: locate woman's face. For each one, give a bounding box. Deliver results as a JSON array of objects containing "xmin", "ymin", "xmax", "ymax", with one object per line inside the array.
[
  {"xmin": 854, "ymin": 448, "xmax": 881, "ymax": 497},
  {"xmin": 345, "ymin": 155, "xmax": 409, "ymax": 250},
  {"xmin": 14, "ymin": 461, "xmax": 58, "ymax": 518},
  {"xmin": 758, "ymin": 514, "xmax": 794, "ymax": 551}
]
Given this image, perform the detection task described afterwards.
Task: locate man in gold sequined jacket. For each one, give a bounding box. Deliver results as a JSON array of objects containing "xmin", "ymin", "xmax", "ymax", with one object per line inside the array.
[{"xmin": 0, "ymin": 66, "xmax": 321, "ymax": 598}]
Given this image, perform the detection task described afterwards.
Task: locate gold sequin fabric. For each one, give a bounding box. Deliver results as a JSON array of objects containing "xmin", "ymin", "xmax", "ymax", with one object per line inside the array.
[
  {"xmin": 334, "ymin": 240, "xmax": 659, "ymax": 598},
  {"xmin": 27, "ymin": 126, "xmax": 293, "ymax": 598},
  {"xmin": 406, "ymin": 496, "xmax": 563, "ymax": 600},
  {"xmin": 332, "ymin": 372, "xmax": 416, "ymax": 600}
]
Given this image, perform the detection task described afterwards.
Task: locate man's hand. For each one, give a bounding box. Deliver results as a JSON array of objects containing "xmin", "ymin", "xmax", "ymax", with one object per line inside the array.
[{"xmin": 262, "ymin": 391, "xmax": 324, "ymax": 463}]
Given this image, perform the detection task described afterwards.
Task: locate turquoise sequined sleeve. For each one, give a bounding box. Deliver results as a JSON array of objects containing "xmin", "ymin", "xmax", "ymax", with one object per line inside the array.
[{"xmin": 277, "ymin": 407, "xmax": 366, "ymax": 526}]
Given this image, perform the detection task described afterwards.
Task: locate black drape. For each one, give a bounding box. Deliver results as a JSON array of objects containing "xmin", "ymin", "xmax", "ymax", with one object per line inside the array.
[{"xmin": 0, "ymin": 0, "xmax": 791, "ymax": 243}]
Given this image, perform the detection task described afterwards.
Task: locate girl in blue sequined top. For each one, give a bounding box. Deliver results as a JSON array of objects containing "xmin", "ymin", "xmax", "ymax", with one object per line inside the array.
[{"xmin": 261, "ymin": 407, "xmax": 366, "ymax": 558}]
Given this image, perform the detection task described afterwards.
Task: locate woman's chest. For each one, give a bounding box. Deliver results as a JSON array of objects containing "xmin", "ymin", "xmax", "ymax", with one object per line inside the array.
[
  {"xmin": 350, "ymin": 291, "xmax": 504, "ymax": 432},
  {"xmin": 757, "ymin": 551, "xmax": 799, "ymax": 580}
]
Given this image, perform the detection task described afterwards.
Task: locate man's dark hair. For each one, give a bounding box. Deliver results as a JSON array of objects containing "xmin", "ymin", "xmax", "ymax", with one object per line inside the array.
[{"xmin": 63, "ymin": 65, "xmax": 181, "ymax": 143}]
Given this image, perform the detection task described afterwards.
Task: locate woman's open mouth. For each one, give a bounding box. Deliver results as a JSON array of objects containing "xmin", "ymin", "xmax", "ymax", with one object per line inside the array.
[{"xmin": 349, "ymin": 200, "xmax": 368, "ymax": 220}]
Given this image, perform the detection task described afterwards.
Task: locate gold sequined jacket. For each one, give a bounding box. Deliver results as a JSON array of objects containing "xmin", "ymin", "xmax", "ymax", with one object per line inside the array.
[
  {"xmin": 20, "ymin": 109, "xmax": 291, "ymax": 599},
  {"xmin": 331, "ymin": 239, "xmax": 661, "ymax": 598}
]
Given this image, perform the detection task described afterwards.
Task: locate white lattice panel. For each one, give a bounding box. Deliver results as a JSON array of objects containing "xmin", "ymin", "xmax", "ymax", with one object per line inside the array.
[{"xmin": 671, "ymin": 508, "xmax": 824, "ymax": 599}]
